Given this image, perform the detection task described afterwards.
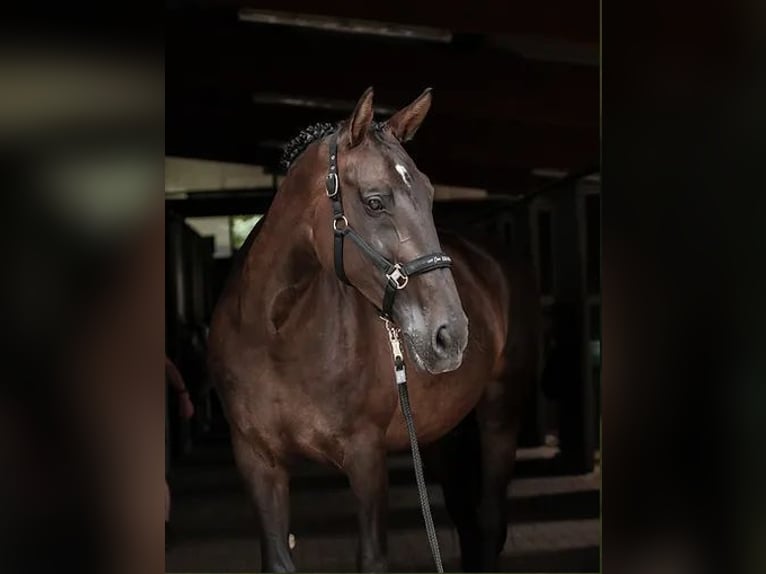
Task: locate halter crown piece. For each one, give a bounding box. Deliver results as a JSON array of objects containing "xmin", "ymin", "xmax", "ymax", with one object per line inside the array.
[{"xmin": 324, "ymin": 131, "xmax": 453, "ymax": 321}]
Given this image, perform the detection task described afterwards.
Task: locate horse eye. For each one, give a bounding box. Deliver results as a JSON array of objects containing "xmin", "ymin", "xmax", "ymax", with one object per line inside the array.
[{"xmin": 366, "ymin": 197, "xmax": 384, "ymax": 211}]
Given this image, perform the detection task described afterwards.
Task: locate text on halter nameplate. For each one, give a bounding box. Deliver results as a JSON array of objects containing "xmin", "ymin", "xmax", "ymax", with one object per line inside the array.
[{"xmin": 426, "ymin": 255, "xmax": 452, "ymax": 265}]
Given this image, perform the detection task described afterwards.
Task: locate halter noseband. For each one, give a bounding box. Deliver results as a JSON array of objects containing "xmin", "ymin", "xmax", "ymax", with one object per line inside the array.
[{"xmin": 324, "ymin": 131, "xmax": 453, "ymax": 320}]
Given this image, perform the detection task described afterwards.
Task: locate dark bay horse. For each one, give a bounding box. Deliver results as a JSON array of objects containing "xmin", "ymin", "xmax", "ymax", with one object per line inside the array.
[{"xmin": 207, "ymin": 87, "xmax": 542, "ymax": 572}]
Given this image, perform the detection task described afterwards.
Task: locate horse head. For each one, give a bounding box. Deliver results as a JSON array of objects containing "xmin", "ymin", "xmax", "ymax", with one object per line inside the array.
[{"xmin": 308, "ymin": 87, "xmax": 469, "ymax": 374}]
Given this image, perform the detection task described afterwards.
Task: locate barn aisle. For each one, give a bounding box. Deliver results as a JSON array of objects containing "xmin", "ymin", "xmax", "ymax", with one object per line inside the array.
[{"xmin": 165, "ymin": 433, "xmax": 600, "ymax": 573}]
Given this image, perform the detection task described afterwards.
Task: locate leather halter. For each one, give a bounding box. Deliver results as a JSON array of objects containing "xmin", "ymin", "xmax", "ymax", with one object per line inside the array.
[{"xmin": 324, "ymin": 131, "xmax": 453, "ymax": 320}]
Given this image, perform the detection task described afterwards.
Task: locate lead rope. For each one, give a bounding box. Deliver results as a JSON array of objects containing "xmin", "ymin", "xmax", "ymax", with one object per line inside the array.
[{"xmin": 384, "ymin": 319, "xmax": 444, "ymax": 573}]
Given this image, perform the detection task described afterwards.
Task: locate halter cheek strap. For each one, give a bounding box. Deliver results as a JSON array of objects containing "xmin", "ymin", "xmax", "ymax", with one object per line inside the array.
[{"xmin": 324, "ymin": 132, "xmax": 453, "ymax": 320}]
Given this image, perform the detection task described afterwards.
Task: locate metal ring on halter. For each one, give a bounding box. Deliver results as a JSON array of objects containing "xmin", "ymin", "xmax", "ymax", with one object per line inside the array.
[
  {"xmin": 386, "ymin": 264, "xmax": 409, "ymax": 289},
  {"xmin": 326, "ymin": 172, "xmax": 339, "ymax": 198},
  {"xmin": 333, "ymin": 214, "xmax": 348, "ymax": 232}
]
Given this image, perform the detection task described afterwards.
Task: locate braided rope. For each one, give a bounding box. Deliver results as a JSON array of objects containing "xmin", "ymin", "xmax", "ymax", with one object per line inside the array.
[{"xmin": 398, "ymin": 381, "xmax": 444, "ymax": 572}]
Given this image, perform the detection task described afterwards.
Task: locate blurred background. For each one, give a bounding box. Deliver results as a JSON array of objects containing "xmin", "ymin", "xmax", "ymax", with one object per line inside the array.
[
  {"xmin": 164, "ymin": 2, "xmax": 600, "ymax": 572},
  {"xmin": 1, "ymin": 1, "xmax": 763, "ymax": 573}
]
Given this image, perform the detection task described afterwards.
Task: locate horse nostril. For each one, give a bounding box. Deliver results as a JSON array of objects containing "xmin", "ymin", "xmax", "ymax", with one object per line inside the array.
[{"xmin": 434, "ymin": 324, "xmax": 453, "ymax": 357}]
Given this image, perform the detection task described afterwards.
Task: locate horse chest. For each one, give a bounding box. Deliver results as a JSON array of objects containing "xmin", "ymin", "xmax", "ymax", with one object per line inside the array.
[{"xmin": 384, "ymin": 368, "xmax": 490, "ymax": 451}]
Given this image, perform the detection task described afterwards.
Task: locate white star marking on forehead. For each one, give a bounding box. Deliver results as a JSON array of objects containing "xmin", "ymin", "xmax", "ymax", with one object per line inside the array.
[{"xmin": 395, "ymin": 164, "xmax": 412, "ymax": 188}]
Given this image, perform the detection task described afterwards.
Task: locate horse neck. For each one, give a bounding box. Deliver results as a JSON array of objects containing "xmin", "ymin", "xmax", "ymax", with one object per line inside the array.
[{"xmin": 235, "ymin": 162, "xmax": 326, "ymax": 324}]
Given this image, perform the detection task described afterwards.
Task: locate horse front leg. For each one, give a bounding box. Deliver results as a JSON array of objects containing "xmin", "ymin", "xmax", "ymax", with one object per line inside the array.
[
  {"xmin": 475, "ymin": 379, "xmax": 523, "ymax": 571},
  {"xmin": 231, "ymin": 432, "xmax": 295, "ymax": 573},
  {"xmin": 344, "ymin": 430, "xmax": 389, "ymax": 572}
]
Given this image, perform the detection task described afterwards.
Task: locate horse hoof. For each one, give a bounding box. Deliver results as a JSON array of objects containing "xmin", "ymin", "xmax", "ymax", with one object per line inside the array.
[{"xmin": 288, "ymin": 533, "xmax": 296, "ymax": 550}]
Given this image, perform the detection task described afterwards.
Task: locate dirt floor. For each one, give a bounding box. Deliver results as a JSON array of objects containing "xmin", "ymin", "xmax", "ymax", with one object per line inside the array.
[{"xmin": 165, "ymin": 436, "xmax": 600, "ymax": 573}]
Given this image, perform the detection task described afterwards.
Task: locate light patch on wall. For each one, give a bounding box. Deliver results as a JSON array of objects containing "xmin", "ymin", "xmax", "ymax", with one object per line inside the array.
[
  {"xmin": 433, "ymin": 185, "xmax": 488, "ymax": 200},
  {"xmin": 185, "ymin": 216, "xmax": 232, "ymax": 259},
  {"xmin": 165, "ymin": 157, "xmax": 273, "ymax": 193},
  {"xmin": 231, "ymin": 214, "xmax": 263, "ymax": 250},
  {"xmin": 184, "ymin": 214, "xmax": 264, "ymax": 258}
]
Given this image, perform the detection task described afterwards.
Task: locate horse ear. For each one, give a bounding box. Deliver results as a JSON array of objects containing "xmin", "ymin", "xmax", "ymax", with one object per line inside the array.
[
  {"xmin": 386, "ymin": 87, "xmax": 433, "ymax": 143},
  {"xmin": 347, "ymin": 86, "xmax": 375, "ymax": 148}
]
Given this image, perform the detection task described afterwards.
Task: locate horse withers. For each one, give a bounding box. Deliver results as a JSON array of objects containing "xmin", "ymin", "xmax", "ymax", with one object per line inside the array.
[{"xmin": 207, "ymin": 87, "xmax": 542, "ymax": 572}]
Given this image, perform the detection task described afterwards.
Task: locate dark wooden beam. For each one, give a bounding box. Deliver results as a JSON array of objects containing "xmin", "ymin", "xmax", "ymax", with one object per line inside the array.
[
  {"xmin": 166, "ymin": 19, "xmax": 598, "ymax": 129},
  {"xmin": 166, "ymin": 190, "xmax": 275, "ymax": 217},
  {"xmin": 166, "ymin": 101, "xmax": 597, "ymax": 188},
  {"xmin": 178, "ymin": 1, "xmax": 598, "ymax": 43}
]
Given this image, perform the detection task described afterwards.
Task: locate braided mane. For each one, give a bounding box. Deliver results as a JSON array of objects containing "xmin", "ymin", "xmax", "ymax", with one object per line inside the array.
[{"xmin": 280, "ymin": 120, "xmax": 387, "ymax": 170}]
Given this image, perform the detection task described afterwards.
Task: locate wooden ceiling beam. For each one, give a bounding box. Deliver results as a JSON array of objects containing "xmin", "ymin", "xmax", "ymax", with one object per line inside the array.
[{"xmin": 178, "ymin": 0, "xmax": 598, "ymax": 43}]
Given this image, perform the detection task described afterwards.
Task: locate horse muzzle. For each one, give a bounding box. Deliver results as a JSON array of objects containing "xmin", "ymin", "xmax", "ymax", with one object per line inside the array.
[{"xmin": 404, "ymin": 310, "xmax": 469, "ymax": 375}]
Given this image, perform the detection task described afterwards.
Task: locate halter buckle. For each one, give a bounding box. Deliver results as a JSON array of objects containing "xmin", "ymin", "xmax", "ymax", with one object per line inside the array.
[
  {"xmin": 325, "ymin": 173, "xmax": 339, "ymax": 198},
  {"xmin": 333, "ymin": 214, "xmax": 348, "ymax": 232},
  {"xmin": 386, "ymin": 264, "xmax": 409, "ymax": 290}
]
